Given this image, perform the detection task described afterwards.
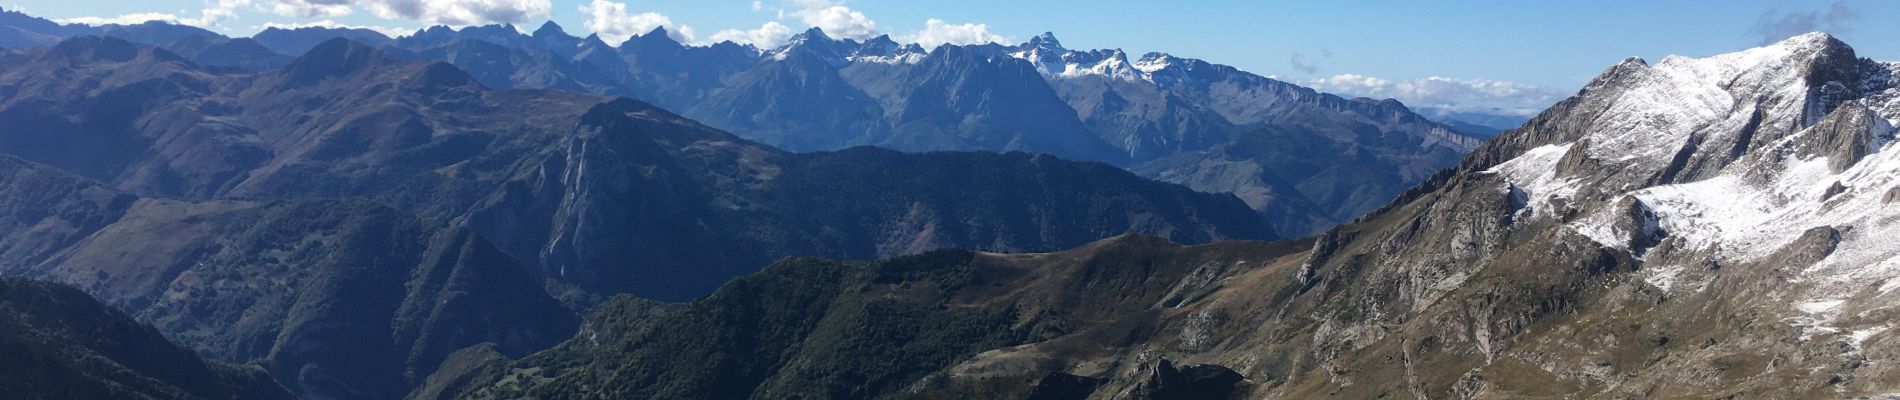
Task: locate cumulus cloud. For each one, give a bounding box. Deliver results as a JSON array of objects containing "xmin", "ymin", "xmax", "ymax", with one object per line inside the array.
[
  {"xmin": 783, "ymin": 0, "xmax": 876, "ymax": 39},
  {"xmin": 580, "ymin": 0, "xmax": 693, "ymax": 44},
  {"xmin": 1305, "ymin": 74, "xmax": 1566, "ymax": 118},
  {"xmin": 260, "ymin": 19, "xmax": 413, "ymax": 38},
  {"xmin": 901, "ymin": 19, "xmax": 1006, "ymax": 50},
  {"xmin": 266, "ymin": 0, "xmax": 353, "ymax": 18},
  {"xmin": 1750, "ymin": 1, "xmax": 1857, "ymax": 45},
  {"xmin": 360, "ymin": 0, "xmax": 549, "ymax": 26},
  {"xmin": 707, "ymin": 21, "xmax": 792, "ymax": 48},
  {"xmin": 58, "ymin": 0, "xmax": 250, "ymax": 27}
]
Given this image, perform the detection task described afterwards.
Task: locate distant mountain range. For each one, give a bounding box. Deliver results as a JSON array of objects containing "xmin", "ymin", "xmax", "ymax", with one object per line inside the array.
[{"xmin": 0, "ymin": 6, "xmax": 1487, "ymax": 237}]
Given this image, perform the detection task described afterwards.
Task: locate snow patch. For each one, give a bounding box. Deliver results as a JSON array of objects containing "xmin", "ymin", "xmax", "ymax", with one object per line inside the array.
[{"xmin": 1483, "ymin": 144, "xmax": 1578, "ymax": 219}]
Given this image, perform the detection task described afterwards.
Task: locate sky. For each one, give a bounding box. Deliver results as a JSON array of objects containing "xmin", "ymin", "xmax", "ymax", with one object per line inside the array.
[{"xmin": 8, "ymin": 0, "xmax": 1899, "ymax": 118}]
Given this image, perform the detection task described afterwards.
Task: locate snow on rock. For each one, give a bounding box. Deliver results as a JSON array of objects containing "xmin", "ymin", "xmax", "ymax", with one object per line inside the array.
[
  {"xmin": 1479, "ymin": 32, "xmax": 1900, "ymax": 337},
  {"xmin": 1004, "ymin": 34, "xmax": 1189, "ymax": 83},
  {"xmin": 1484, "ymin": 143, "xmax": 1578, "ymax": 219}
]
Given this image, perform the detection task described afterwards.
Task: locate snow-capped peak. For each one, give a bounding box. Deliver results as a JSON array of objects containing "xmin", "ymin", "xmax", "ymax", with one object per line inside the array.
[
  {"xmin": 1027, "ymin": 32, "xmax": 1063, "ymax": 51},
  {"xmin": 1058, "ymin": 49, "xmax": 1140, "ymax": 80},
  {"xmin": 1006, "ymin": 35, "xmax": 1162, "ymax": 82},
  {"xmin": 1483, "ymin": 32, "xmax": 1900, "ymax": 339},
  {"xmin": 1133, "ymin": 52, "xmax": 1178, "ymax": 74},
  {"xmin": 768, "ymin": 27, "xmax": 846, "ymax": 63},
  {"xmin": 848, "ymin": 34, "xmax": 925, "ymax": 64}
]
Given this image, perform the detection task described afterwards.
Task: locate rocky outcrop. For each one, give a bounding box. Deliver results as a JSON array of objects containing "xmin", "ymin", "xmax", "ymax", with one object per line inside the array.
[
  {"xmin": 1797, "ymin": 100, "xmax": 1889, "ymax": 172},
  {"xmin": 1114, "ymin": 359, "xmax": 1246, "ymax": 400}
]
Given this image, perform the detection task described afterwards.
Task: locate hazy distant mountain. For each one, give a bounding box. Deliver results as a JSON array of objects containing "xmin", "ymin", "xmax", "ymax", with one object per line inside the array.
[
  {"xmin": 431, "ymin": 32, "xmax": 1900, "ymax": 399},
  {"xmin": 0, "ymin": 7, "xmax": 223, "ymax": 48},
  {"xmin": 1430, "ymin": 115, "xmax": 1508, "ymax": 138},
  {"xmin": 252, "ymin": 25, "xmax": 396, "ymax": 55},
  {"xmin": 161, "ymin": 36, "xmax": 293, "ymax": 70},
  {"xmin": 1420, "ymin": 109, "xmax": 1530, "ymax": 133}
]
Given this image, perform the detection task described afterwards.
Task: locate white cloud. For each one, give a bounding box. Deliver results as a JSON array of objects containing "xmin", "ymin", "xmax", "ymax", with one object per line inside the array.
[
  {"xmin": 783, "ymin": 1, "xmax": 876, "ymax": 39},
  {"xmin": 266, "ymin": 0, "xmax": 353, "ymax": 18},
  {"xmin": 360, "ymin": 0, "xmax": 549, "ymax": 26},
  {"xmin": 1305, "ymin": 74, "xmax": 1566, "ymax": 117},
  {"xmin": 751, "ymin": 1, "xmax": 763, "ymax": 12},
  {"xmin": 58, "ymin": 0, "xmax": 251, "ymax": 27},
  {"xmin": 198, "ymin": 0, "xmax": 251, "ymax": 26},
  {"xmin": 902, "ymin": 19, "xmax": 1005, "ymax": 50},
  {"xmin": 58, "ymin": 12, "xmax": 189, "ymax": 26},
  {"xmin": 259, "ymin": 19, "xmax": 413, "ymax": 38},
  {"xmin": 706, "ymin": 21, "xmax": 792, "ymax": 48},
  {"xmin": 579, "ymin": 0, "xmax": 693, "ymax": 45}
]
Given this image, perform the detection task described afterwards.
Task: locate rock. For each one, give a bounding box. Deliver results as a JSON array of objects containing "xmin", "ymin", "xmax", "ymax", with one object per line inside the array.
[
  {"xmin": 1796, "ymin": 101, "xmax": 1886, "ymax": 173},
  {"xmin": 1612, "ymin": 197, "xmax": 1666, "ymax": 253},
  {"xmin": 1767, "ymin": 226, "xmax": 1842, "ymax": 268},
  {"xmin": 1121, "ymin": 359, "xmax": 1245, "ymax": 400},
  {"xmin": 1822, "ymin": 181, "xmax": 1849, "ymax": 201}
]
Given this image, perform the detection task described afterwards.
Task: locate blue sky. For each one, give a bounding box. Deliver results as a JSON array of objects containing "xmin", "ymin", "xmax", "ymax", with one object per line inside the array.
[{"xmin": 9, "ymin": 0, "xmax": 1897, "ymax": 117}]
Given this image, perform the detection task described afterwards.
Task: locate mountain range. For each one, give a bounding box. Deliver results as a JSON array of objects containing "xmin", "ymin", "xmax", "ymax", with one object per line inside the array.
[
  {"xmin": 0, "ymin": 24, "xmax": 1270, "ymax": 399},
  {"xmin": 0, "ymin": 7, "xmax": 1486, "ymax": 237},
  {"xmin": 423, "ymin": 33, "xmax": 1900, "ymax": 399},
  {"xmin": 3, "ymin": 5, "xmax": 1898, "ymax": 400}
]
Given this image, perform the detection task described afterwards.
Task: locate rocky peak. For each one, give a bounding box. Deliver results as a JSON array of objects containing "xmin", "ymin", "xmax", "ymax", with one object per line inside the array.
[
  {"xmin": 1482, "ymin": 33, "xmax": 1900, "ymax": 339},
  {"xmin": 532, "ymin": 21, "xmax": 567, "ymax": 38},
  {"xmin": 1578, "ymin": 56, "xmax": 1649, "ymax": 96},
  {"xmin": 643, "ymin": 25, "xmax": 674, "ymax": 40},
  {"xmin": 1009, "ymin": 32, "xmax": 1073, "ymax": 76},
  {"xmin": 769, "ymin": 27, "xmax": 850, "ymax": 66},
  {"xmin": 776, "ymin": 26, "xmax": 837, "ymax": 51},
  {"xmin": 846, "ymin": 34, "xmax": 923, "ymax": 64},
  {"xmin": 1027, "ymin": 31, "xmax": 1064, "ymax": 51},
  {"xmin": 621, "ymin": 26, "xmax": 683, "ymax": 50},
  {"xmin": 1132, "ymin": 52, "xmax": 1178, "ymax": 72},
  {"xmin": 796, "ymin": 26, "xmax": 830, "ymax": 41},
  {"xmin": 862, "ymin": 33, "xmax": 896, "ymax": 47},
  {"xmin": 581, "ymin": 33, "xmax": 608, "ymax": 46}
]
